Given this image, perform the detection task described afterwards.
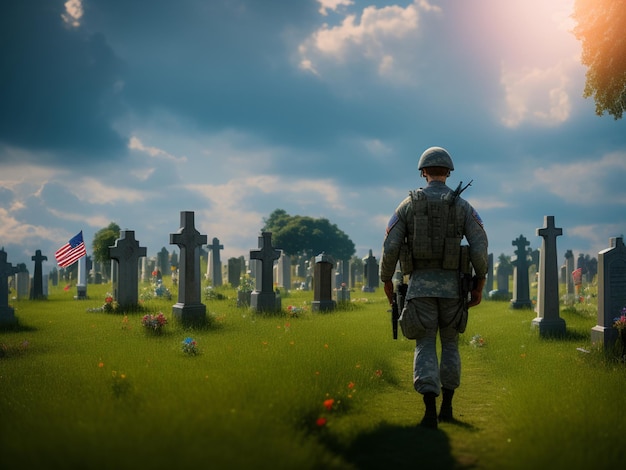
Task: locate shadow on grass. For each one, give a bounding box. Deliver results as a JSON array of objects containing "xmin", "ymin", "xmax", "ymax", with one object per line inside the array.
[{"xmin": 329, "ymin": 422, "xmax": 467, "ymax": 470}]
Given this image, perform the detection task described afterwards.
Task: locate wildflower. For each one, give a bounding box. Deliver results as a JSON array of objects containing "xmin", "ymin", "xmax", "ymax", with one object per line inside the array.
[
  {"xmin": 316, "ymin": 417, "xmax": 327, "ymax": 427},
  {"xmin": 323, "ymin": 398, "xmax": 335, "ymax": 411},
  {"xmin": 374, "ymin": 369, "xmax": 383, "ymax": 377},
  {"xmin": 98, "ymin": 362, "xmax": 104, "ymax": 368},
  {"xmin": 348, "ymin": 382, "xmax": 355, "ymax": 389},
  {"xmin": 613, "ymin": 312, "xmax": 626, "ymax": 331},
  {"xmin": 182, "ymin": 337, "xmax": 198, "ymax": 355}
]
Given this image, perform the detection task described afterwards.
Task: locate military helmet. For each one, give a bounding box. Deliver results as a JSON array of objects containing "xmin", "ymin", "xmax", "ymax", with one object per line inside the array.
[{"xmin": 417, "ymin": 147, "xmax": 454, "ymax": 171}]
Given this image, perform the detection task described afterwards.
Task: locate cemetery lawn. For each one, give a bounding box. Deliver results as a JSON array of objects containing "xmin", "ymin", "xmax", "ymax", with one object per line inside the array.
[{"xmin": 1, "ymin": 284, "xmax": 625, "ymax": 470}]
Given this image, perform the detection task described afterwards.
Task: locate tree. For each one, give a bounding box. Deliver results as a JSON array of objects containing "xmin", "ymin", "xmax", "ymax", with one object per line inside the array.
[
  {"xmin": 572, "ymin": 0, "xmax": 626, "ymax": 119},
  {"xmin": 92, "ymin": 222, "xmax": 121, "ymax": 264},
  {"xmin": 262, "ymin": 209, "xmax": 355, "ymax": 261}
]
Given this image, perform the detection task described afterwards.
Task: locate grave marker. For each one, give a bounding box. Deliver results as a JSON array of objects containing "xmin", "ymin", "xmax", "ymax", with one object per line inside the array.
[
  {"xmin": 591, "ymin": 237, "xmax": 626, "ymax": 350},
  {"xmin": 30, "ymin": 249, "xmax": 47, "ymax": 300},
  {"xmin": 312, "ymin": 252, "xmax": 336, "ymax": 312},
  {"xmin": 170, "ymin": 211, "xmax": 207, "ymax": 324},
  {"xmin": 250, "ymin": 232, "xmax": 281, "ymax": 312},
  {"xmin": 362, "ymin": 250, "xmax": 379, "ymax": 292},
  {"xmin": 532, "ymin": 216, "xmax": 566, "ymax": 335},
  {"xmin": 510, "ymin": 234, "xmax": 533, "ymax": 309},
  {"xmin": 206, "ymin": 237, "xmax": 224, "ymax": 286},
  {"xmin": 0, "ymin": 248, "xmax": 18, "ymax": 325},
  {"xmin": 109, "ymin": 230, "xmax": 147, "ymax": 309}
]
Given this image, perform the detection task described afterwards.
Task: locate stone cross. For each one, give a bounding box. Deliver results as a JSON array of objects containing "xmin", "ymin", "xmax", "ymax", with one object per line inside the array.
[
  {"xmin": 510, "ymin": 234, "xmax": 533, "ymax": 309},
  {"xmin": 532, "ymin": 216, "xmax": 566, "ymax": 336},
  {"xmin": 30, "ymin": 249, "xmax": 48, "ymax": 300},
  {"xmin": 170, "ymin": 211, "xmax": 207, "ymax": 324},
  {"xmin": 109, "ymin": 230, "xmax": 147, "ymax": 309},
  {"xmin": 592, "ymin": 237, "xmax": 626, "ymax": 350},
  {"xmin": 207, "ymin": 237, "xmax": 224, "ymax": 287},
  {"xmin": 0, "ymin": 248, "xmax": 18, "ymax": 325},
  {"xmin": 249, "ymin": 232, "xmax": 281, "ymax": 312}
]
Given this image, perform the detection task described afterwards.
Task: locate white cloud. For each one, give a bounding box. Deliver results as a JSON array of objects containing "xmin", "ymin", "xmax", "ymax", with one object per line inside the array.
[
  {"xmin": 533, "ymin": 152, "xmax": 626, "ymax": 204},
  {"xmin": 299, "ymin": 1, "xmax": 439, "ymax": 82},
  {"xmin": 129, "ymin": 136, "xmax": 188, "ymax": 163},
  {"xmin": 500, "ymin": 61, "xmax": 574, "ymax": 127},
  {"xmin": 317, "ymin": 0, "xmax": 354, "ymax": 16},
  {"xmin": 61, "ymin": 0, "xmax": 83, "ymax": 28}
]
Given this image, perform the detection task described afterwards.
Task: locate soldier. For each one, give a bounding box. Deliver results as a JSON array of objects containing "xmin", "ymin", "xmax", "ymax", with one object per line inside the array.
[{"xmin": 380, "ymin": 146, "xmax": 488, "ymax": 429}]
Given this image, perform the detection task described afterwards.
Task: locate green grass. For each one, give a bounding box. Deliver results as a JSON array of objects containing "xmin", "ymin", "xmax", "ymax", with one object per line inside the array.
[{"xmin": 1, "ymin": 281, "xmax": 625, "ymax": 469}]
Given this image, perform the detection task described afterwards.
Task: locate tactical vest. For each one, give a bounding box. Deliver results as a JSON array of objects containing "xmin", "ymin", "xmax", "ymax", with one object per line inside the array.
[{"xmin": 398, "ymin": 189, "xmax": 462, "ymax": 274}]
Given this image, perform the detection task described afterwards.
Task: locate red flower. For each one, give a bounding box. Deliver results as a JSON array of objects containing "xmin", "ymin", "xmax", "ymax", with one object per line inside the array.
[
  {"xmin": 316, "ymin": 417, "xmax": 327, "ymax": 427},
  {"xmin": 348, "ymin": 381, "xmax": 355, "ymax": 389},
  {"xmin": 323, "ymin": 398, "xmax": 335, "ymax": 411}
]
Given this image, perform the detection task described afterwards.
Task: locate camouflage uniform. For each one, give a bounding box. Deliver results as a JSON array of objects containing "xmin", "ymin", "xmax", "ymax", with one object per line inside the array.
[{"xmin": 380, "ymin": 180, "xmax": 488, "ymax": 395}]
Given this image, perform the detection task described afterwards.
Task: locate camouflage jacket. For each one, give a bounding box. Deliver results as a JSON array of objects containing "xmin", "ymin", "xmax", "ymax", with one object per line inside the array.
[{"xmin": 380, "ymin": 180, "xmax": 488, "ymax": 300}]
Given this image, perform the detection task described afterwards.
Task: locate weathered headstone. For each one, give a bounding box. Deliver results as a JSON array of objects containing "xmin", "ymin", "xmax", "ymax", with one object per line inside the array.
[
  {"xmin": 250, "ymin": 232, "xmax": 281, "ymax": 312},
  {"xmin": 362, "ymin": 250, "xmax": 379, "ymax": 292},
  {"xmin": 0, "ymin": 249, "xmax": 18, "ymax": 325},
  {"xmin": 170, "ymin": 211, "xmax": 207, "ymax": 324},
  {"xmin": 276, "ymin": 252, "xmax": 291, "ymax": 289},
  {"xmin": 510, "ymin": 235, "xmax": 533, "ymax": 309},
  {"xmin": 485, "ymin": 253, "xmax": 494, "ymax": 294},
  {"xmin": 157, "ymin": 247, "xmax": 170, "ymax": 275},
  {"xmin": 228, "ymin": 257, "xmax": 242, "ymax": 288},
  {"xmin": 312, "ymin": 252, "xmax": 336, "ymax": 312},
  {"xmin": 564, "ymin": 250, "xmax": 575, "ymax": 296},
  {"xmin": 591, "ymin": 237, "xmax": 626, "ymax": 350},
  {"xmin": 109, "ymin": 230, "xmax": 147, "ymax": 309},
  {"xmin": 30, "ymin": 250, "xmax": 47, "ymax": 300},
  {"xmin": 532, "ymin": 216, "xmax": 566, "ymax": 335},
  {"xmin": 15, "ymin": 271, "xmax": 30, "ymax": 300},
  {"xmin": 206, "ymin": 237, "xmax": 224, "ymax": 286},
  {"xmin": 75, "ymin": 256, "xmax": 87, "ymax": 300}
]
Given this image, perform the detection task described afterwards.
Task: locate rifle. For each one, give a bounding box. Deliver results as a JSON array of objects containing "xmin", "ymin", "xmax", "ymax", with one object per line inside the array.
[{"xmin": 391, "ymin": 282, "xmax": 408, "ymax": 339}]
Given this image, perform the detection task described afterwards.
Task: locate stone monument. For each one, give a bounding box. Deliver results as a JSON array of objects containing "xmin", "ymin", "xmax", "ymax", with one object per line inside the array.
[
  {"xmin": 170, "ymin": 211, "xmax": 207, "ymax": 324},
  {"xmin": 532, "ymin": 216, "xmax": 566, "ymax": 336}
]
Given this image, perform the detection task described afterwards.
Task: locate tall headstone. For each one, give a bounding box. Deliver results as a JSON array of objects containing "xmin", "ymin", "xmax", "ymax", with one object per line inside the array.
[
  {"xmin": 510, "ymin": 235, "xmax": 533, "ymax": 309},
  {"xmin": 362, "ymin": 250, "xmax": 379, "ymax": 292},
  {"xmin": 532, "ymin": 216, "xmax": 566, "ymax": 335},
  {"xmin": 30, "ymin": 250, "xmax": 47, "ymax": 300},
  {"xmin": 228, "ymin": 257, "xmax": 242, "ymax": 288},
  {"xmin": 206, "ymin": 237, "xmax": 224, "ymax": 286},
  {"xmin": 158, "ymin": 247, "xmax": 170, "ymax": 276},
  {"xmin": 75, "ymin": 256, "xmax": 87, "ymax": 300},
  {"xmin": 0, "ymin": 249, "xmax": 18, "ymax": 325},
  {"xmin": 250, "ymin": 232, "xmax": 281, "ymax": 312},
  {"xmin": 485, "ymin": 253, "xmax": 494, "ymax": 294},
  {"xmin": 276, "ymin": 252, "xmax": 291, "ymax": 289},
  {"xmin": 312, "ymin": 252, "xmax": 336, "ymax": 312},
  {"xmin": 109, "ymin": 230, "xmax": 147, "ymax": 310},
  {"xmin": 591, "ymin": 237, "xmax": 626, "ymax": 350},
  {"xmin": 15, "ymin": 270, "xmax": 30, "ymax": 300},
  {"xmin": 564, "ymin": 250, "xmax": 575, "ymax": 296},
  {"xmin": 170, "ymin": 211, "xmax": 208, "ymax": 324}
]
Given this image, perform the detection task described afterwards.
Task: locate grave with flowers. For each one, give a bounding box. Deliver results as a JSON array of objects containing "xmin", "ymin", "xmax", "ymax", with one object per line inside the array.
[{"xmin": 591, "ymin": 237, "xmax": 626, "ymax": 352}]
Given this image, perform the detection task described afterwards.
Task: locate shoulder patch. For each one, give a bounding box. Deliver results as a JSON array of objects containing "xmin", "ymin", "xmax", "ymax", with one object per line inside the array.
[
  {"xmin": 386, "ymin": 212, "xmax": 399, "ymax": 236},
  {"xmin": 471, "ymin": 208, "xmax": 484, "ymax": 228}
]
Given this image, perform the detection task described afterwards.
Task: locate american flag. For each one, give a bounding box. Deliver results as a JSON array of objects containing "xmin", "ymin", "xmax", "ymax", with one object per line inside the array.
[{"xmin": 55, "ymin": 231, "xmax": 87, "ymax": 268}]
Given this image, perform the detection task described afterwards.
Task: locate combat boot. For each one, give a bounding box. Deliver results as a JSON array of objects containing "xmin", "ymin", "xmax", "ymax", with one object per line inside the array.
[
  {"xmin": 420, "ymin": 392, "xmax": 438, "ymax": 429},
  {"xmin": 439, "ymin": 388, "xmax": 454, "ymax": 422}
]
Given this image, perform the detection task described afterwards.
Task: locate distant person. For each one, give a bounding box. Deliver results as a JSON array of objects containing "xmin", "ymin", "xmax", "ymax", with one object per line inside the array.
[{"xmin": 380, "ymin": 146, "xmax": 488, "ymax": 429}]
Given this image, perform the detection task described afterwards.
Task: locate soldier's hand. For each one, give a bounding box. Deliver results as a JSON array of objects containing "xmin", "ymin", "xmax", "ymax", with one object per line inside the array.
[
  {"xmin": 384, "ymin": 280, "xmax": 394, "ymax": 305},
  {"xmin": 468, "ymin": 277, "xmax": 486, "ymax": 308}
]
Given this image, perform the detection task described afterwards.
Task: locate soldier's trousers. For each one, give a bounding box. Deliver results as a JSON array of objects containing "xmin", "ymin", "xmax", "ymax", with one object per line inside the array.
[{"xmin": 407, "ymin": 296, "xmax": 464, "ymax": 395}]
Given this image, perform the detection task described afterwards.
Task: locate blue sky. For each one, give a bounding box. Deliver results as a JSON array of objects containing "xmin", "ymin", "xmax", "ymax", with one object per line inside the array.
[{"xmin": 1, "ymin": 0, "xmax": 625, "ymax": 274}]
